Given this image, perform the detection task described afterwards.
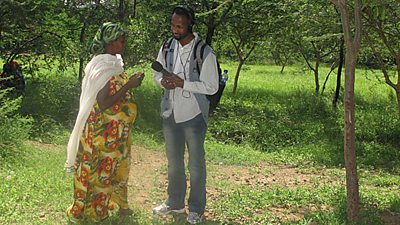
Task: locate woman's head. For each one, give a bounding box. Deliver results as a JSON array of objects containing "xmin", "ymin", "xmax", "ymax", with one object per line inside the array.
[{"xmin": 89, "ymin": 22, "xmax": 126, "ymax": 55}]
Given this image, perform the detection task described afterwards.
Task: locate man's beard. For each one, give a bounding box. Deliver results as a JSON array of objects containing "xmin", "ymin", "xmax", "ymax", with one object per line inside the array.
[{"xmin": 174, "ymin": 31, "xmax": 191, "ymax": 41}]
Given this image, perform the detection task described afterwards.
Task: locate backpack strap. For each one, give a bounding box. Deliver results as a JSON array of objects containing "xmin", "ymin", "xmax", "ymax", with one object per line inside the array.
[
  {"xmin": 193, "ymin": 39, "xmax": 207, "ymax": 74},
  {"xmin": 162, "ymin": 37, "xmax": 175, "ymax": 71}
]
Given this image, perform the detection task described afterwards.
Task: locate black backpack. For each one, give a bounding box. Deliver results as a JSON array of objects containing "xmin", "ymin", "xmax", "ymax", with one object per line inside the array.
[{"xmin": 163, "ymin": 37, "xmax": 227, "ymax": 114}]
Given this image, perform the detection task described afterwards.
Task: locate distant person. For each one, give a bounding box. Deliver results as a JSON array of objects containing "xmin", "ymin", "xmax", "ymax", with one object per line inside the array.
[
  {"xmin": 152, "ymin": 5, "xmax": 219, "ymax": 224},
  {"xmin": 0, "ymin": 60, "xmax": 25, "ymax": 95},
  {"xmin": 65, "ymin": 22, "xmax": 144, "ymax": 223}
]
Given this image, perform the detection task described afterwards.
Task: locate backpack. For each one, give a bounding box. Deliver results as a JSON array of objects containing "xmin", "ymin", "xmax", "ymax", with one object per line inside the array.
[{"xmin": 163, "ymin": 37, "xmax": 226, "ymax": 114}]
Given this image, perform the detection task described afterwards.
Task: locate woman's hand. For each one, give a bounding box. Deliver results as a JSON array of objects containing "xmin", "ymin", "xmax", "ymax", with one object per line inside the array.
[
  {"xmin": 127, "ymin": 72, "xmax": 145, "ymax": 89},
  {"xmin": 97, "ymin": 72, "xmax": 144, "ymax": 111}
]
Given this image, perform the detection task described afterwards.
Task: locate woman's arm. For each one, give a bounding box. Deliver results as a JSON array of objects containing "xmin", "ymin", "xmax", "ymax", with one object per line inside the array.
[{"xmin": 97, "ymin": 72, "xmax": 144, "ymax": 111}]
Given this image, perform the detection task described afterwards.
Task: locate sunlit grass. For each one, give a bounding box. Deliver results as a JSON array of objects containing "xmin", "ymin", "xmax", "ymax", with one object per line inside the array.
[{"xmin": 1, "ymin": 63, "xmax": 399, "ymax": 224}]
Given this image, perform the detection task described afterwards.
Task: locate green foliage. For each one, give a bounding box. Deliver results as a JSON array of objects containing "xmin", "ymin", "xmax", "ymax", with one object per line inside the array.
[
  {"xmin": 125, "ymin": 66, "xmax": 163, "ymax": 137},
  {"xmin": 1, "ymin": 63, "xmax": 400, "ymax": 224},
  {"xmin": 18, "ymin": 63, "xmax": 400, "ymax": 172},
  {"xmin": 19, "ymin": 72, "xmax": 80, "ymax": 143},
  {"xmin": 0, "ymin": 88, "xmax": 32, "ymax": 150},
  {"xmin": 207, "ymin": 64, "xmax": 399, "ymax": 171}
]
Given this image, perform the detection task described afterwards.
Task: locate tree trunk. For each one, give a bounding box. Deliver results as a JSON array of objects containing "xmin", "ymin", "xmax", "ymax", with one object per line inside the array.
[
  {"xmin": 343, "ymin": 54, "xmax": 359, "ymax": 223},
  {"xmin": 321, "ymin": 62, "xmax": 337, "ymax": 95},
  {"xmin": 395, "ymin": 56, "xmax": 400, "ymax": 115},
  {"xmin": 396, "ymin": 88, "xmax": 400, "ymax": 114},
  {"xmin": 78, "ymin": 23, "xmax": 86, "ymax": 82},
  {"xmin": 280, "ymin": 64, "xmax": 285, "ymax": 73},
  {"xmin": 205, "ymin": 15, "xmax": 216, "ymax": 46},
  {"xmin": 314, "ymin": 60, "xmax": 320, "ymax": 95},
  {"xmin": 79, "ymin": 58, "xmax": 84, "ymax": 83},
  {"xmin": 118, "ymin": 0, "xmax": 125, "ymax": 22},
  {"xmin": 331, "ymin": 0, "xmax": 362, "ymax": 223},
  {"xmin": 333, "ymin": 38, "xmax": 344, "ymax": 107},
  {"xmin": 232, "ymin": 60, "xmax": 244, "ymax": 95}
]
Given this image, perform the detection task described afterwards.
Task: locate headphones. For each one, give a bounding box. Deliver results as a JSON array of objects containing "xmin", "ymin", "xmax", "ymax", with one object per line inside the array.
[{"xmin": 172, "ymin": 5, "xmax": 195, "ymax": 32}]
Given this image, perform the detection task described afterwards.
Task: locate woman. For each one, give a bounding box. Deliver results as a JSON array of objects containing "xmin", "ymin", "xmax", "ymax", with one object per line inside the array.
[{"xmin": 65, "ymin": 22, "xmax": 144, "ymax": 223}]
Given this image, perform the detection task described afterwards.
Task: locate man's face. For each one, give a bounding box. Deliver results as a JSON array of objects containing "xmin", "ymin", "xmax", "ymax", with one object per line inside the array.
[{"xmin": 171, "ymin": 13, "xmax": 191, "ymax": 41}]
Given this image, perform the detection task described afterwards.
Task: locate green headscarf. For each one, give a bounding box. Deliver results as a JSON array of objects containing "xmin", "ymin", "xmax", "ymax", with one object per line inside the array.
[{"xmin": 88, "ymin": 22, "xmax": 125, "ymax": 55}]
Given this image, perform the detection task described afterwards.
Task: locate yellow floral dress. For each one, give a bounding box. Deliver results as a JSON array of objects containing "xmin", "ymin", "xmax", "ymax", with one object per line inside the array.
[{"xmin": 66, "ymin": 73, "xmax": 137, "ymax": 223}]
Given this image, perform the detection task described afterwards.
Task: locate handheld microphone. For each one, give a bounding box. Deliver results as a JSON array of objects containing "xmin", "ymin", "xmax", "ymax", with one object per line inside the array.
[{"xmin": 151, "ymin": 61, "xmax": 172, "ymax": 76}]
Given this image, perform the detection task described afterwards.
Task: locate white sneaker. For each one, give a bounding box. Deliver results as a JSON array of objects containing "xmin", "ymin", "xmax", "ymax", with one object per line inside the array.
[
  {"xmin": 186, "ymin": 212, "xmax": 203, "ymax": 224},
  {"xmin": 152, "ymin": 203, "xmax": 185, "ymax": 215}
]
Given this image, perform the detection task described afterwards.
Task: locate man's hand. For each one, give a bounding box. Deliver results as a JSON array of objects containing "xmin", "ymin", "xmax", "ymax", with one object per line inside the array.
[
  {"xmin": 168, "ymin": 74, "xmax": 184, "ymax": 88},
  {"xmin": 161, "ymin": 74, "xmax": 184, "ymax": 89},
  {"xmin": 161, "ymin": 76, "xmax": 174, "ymax": 89}
]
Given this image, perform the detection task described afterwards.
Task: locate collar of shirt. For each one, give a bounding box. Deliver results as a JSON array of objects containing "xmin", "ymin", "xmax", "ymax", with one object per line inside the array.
[{"xmin": 177, "ymin": 36, "xmax": 196, "ymax": 72}]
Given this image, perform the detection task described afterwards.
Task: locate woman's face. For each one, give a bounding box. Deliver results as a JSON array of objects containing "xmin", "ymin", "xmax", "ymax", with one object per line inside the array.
[{"xmin": 106, "ymin": 35, "xmax": 126, "ymax": 55}]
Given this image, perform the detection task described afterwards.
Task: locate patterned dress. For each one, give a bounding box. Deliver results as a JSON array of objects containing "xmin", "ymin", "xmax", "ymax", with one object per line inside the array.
[{"xmin": 66, "ymin": 73, "xmax": 137, "ymax": 223}]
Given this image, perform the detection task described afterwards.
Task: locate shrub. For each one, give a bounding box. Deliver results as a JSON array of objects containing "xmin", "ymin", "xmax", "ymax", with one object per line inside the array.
[
  {"xmin": 0, "ymin": 88, "xmax": 32, "ymax": 152},
  {"xmin": 19, "ymin": 74, "xmax": 80, "ymax": 143}
]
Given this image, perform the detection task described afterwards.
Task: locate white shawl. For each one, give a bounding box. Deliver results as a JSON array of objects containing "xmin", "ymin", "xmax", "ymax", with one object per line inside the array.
[{"xmin": 65, "ymin": 54, "xmax": 124, "ymax": 173}]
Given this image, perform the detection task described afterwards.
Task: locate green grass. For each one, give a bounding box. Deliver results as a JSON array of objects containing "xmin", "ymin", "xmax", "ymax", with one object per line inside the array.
[
  {"xmin": 0, "ymin": 143, "xmax": 70, "ymax": 224},
  {"xmin": 2, "ymin": 141, "xmax": 397, "ymax": 224},
  {"xmin": 1, "ymin": 63, "xmax": 399, "ymax": 224}
]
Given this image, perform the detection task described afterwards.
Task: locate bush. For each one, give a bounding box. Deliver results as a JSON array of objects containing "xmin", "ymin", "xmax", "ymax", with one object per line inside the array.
[
  {"xmin": 19, "ymin": 74, "xmax": 80, "ymax": 143},
  {"xmin": 0, "ymin": 88, "xmax": 32, "ymax": 151},
  {"xmin": 20, "ymin": 75, "xmax": 80, "ymax": 125}
]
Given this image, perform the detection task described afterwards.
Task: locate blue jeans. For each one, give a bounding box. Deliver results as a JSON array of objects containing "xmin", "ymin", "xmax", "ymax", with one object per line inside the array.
[{"xmin": 163, "ymin": 113, "xmax": 207, "ymax": 214}]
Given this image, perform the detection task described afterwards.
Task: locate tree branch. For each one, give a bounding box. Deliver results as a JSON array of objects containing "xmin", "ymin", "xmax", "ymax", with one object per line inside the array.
[{"xmin": 364, "ymin": 33, "xmax": 396, "ymax": 89}]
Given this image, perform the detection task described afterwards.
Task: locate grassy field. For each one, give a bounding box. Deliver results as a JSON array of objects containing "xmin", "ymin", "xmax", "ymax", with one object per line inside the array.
[{"xmin": 0, "ymin": 63, "xmax": 399, "ymax": 224}]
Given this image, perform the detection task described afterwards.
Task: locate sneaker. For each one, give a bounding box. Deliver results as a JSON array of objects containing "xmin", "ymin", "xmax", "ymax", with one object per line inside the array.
[
  {"xmin": 152, "ymin": 203, "xmax": 185, "ymax": 215},
  {"xmin": 186, "ymin": 212, "xmax": 203, "ymax": 224},
  {"xmin": 119, "ymin": 208, "xmax": 133, "ymax": 216}
]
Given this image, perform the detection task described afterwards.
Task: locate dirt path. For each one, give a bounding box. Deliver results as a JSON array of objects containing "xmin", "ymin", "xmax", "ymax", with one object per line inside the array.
[
  {"xmin": 128, "ymin": 145, "xmax": 336, "ymax": 223},
  {"xmin": 129, "ymin": 145, "xmax": 168, "ymax": 209},
  {"xmin": 127, "ymin": 145, "xmax": 400, "ymax": 224}
]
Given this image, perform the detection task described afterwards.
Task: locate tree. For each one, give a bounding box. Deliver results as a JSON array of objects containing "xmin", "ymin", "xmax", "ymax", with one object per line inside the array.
[
  {"xmin": 266, "ymin": 1, "xmax": 300, "ymax": 73},
  {"xmin": 195, "ymin": 0, "xmax": 234, "ymax": 46},
  {"xmin": 332, "ymin": 37, "xmax": 345, "ymax": 107},
  {"xmin": 62, "ymin": 0, "xmax": 137, "ymax": 81},
  {"xmin": 362, "ymin": 0, "xmax": 400, "ymax": 114},
  {"xmin": 292, "ymin": 0, "xmax": 343, "ymax": 95},
  {"xmin": 0, "ymin": 0, "xmax": 74, "ymax": 72},
  {"xmin": 226, "ymin": 0, "xmax": 271, "ymax": 95},
  {"xmin": 330, "ymin": 0, "xmax": 362, "ymax": 223}
]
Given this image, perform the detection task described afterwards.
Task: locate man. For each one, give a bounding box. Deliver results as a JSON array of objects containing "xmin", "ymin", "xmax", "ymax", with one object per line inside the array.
[
  {"xmin": 0, "ymin": 61, "xmax": 25, "ymax": 95},
  {"xmin": 152, "ymin": 5, "xmax": 219, "ymax": 224}
]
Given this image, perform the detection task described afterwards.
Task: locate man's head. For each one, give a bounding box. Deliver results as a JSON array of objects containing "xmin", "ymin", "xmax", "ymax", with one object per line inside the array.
[
  {"xmin": 3, "ymin": 61, "xmax": 20, "ymax": 73},
  {"xmin": 171, "ymin": 5, "xmax": 195, "ymax": 41}
]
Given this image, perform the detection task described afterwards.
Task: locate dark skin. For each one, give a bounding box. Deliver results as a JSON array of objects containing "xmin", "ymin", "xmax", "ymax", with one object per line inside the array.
[
  {"xmin": 96, "ymin": 35, "xmax": 145, "ymax": 111},
  {"xmin": 161, "ymin": 13, "xmax": 194, "ymax": 90}
]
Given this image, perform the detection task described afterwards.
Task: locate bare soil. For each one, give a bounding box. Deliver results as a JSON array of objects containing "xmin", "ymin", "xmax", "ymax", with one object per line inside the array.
[{"xmin": 127, "ymin": 145, "xmax": 400, "ymax": 224}]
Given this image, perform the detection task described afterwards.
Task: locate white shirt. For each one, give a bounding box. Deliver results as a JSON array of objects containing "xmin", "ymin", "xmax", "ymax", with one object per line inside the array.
[{"xmin": 153, "ymin": 33, "xmax": 219, "ymax": 123}]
